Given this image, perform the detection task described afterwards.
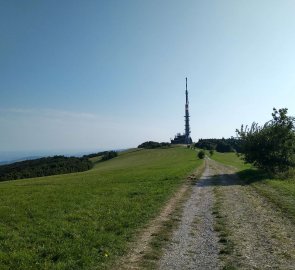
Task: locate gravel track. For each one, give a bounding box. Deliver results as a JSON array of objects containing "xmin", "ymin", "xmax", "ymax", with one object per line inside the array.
[{"xmin": 158, "ymin": 159, "xmax": 220, "ymax": 269}]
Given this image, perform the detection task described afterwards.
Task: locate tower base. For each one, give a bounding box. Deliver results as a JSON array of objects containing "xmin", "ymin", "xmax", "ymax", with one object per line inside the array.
[{"xmin": 171, "ymin": 133, "xmax": 192, "ymax": 145}]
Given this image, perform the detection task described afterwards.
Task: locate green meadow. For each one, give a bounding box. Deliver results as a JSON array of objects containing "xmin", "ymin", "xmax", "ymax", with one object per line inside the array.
[
  {"xmin": 0, "ymin": 147, "xmax": 201, "ymax": 270},
  {"xmin": 209, "ymin": 151, "xmax": 251, "ymax": 171},
  {"xmin": 211, "ymin": 152, "xmax": 295, "ymax": 224}
]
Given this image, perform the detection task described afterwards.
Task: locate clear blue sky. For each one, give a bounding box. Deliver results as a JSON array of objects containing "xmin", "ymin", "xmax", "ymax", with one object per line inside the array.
[{"xmin": 1, "ymin": 0, "xmax": 295, "ymax": 153}]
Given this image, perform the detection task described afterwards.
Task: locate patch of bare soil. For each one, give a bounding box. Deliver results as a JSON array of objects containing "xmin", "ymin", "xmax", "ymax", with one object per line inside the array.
[
  {"xmin": 117, "ymin": 164, "xmax": 204, "ymax": 270},
  {"xmin": 210, "ymin": 159, "xmax": 295, "ymax": 269}
]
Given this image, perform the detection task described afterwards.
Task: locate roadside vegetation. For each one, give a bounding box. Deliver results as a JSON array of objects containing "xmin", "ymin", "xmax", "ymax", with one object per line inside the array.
[
  {"xmin": 0, "ymin": 147, "xmax": 199, "ymax": 270},
  {"xmin": 227, "ymin": 108, "xmax": 295, "ymax": 222},
  {"xmin": 197, "ymin": 150, "xmax": 205, "ymax": 159},
  {"xmin": 237, "ymin": 108, "xmax": 295, "ymax": 174}
]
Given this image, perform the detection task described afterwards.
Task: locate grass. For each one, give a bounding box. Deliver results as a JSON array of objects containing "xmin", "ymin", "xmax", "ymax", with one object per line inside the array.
[
  {"xmin": 209, "ymin": 152, "xmax": 251, "ymax": 171},
  {"xmin": 211, "ymin": 151, "xmax": 295, "ymax": 224},
  {"xmin": 0, "ymin": 147, "xmax": 201, "ymax": 270}
]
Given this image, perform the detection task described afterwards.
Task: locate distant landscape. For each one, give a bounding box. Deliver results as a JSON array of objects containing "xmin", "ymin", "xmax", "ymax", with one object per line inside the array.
[
  {"xmin": 1, "ymin": 108, "xmax": 295, "ymax": 269},
  {"xmin": 2, "ymin": 1, "xmax": 295, "ymax": 269},
  {"xmin": 0, "ymin": 139, "xmax": 238, "ymax": 182},
  {"xmin": 0, "ymin": 150, "xmax": 105, "ymax": 165}
]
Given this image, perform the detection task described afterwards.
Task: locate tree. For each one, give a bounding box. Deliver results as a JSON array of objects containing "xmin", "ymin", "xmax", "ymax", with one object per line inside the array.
[
  {"xmin": 215, "ymin": 141, "xmax": 234, "ymax": 153},
  {"xmin": 138, "ymin": 141, "xmax": 170, "ymax": 149},
  {"xmin": 101, "ymin": 151, "xmax": 118, "ymax": 161},
  {"xmin": 195, "ymin": 138, "xmax": 240, "ymax": 152},
  {"xmin": 236, "ymin": 108, "xmax": 295, "ymax": 174},
  {"xmin": 0, "ymin": 156, "xmax": 93, "ymax": 181}
]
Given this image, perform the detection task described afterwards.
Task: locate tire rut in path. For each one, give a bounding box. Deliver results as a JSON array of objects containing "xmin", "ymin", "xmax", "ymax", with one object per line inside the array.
[{"xmin": 158, "ymin": 159, "xmax": 220, "ymax": 269}]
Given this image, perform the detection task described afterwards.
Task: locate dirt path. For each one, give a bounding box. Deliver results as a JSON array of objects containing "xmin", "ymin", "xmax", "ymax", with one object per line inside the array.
[{"xmin": 158, "ymin": 158, "xmax": 220, "ymax": 269}]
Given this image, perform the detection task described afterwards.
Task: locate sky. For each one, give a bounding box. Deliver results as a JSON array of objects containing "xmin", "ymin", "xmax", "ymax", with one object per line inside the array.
[{"xmin": 1, "ymin": 0, "xmax": 295, "ymax": 157}]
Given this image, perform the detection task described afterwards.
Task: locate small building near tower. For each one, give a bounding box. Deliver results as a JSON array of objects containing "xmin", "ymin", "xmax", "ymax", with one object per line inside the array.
[{"xmin": 171, "ymin": 77, "xmax": 193, "ymax": 145}]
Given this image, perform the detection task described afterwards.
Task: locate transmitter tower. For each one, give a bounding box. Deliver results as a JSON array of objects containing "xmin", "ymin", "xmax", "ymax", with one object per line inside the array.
[
  {"xmin": 171, "ymin": 78, "xmax": 192, "ymax": 145},
  {"xmin": 184, "ymin": 77, "xmax": 191, "ymax": 144}
]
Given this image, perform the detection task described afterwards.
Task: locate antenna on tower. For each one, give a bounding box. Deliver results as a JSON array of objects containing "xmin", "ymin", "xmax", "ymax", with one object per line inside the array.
[{"xmin": 185, "ymin": 77, "xmax": 188, "ymax": 104}]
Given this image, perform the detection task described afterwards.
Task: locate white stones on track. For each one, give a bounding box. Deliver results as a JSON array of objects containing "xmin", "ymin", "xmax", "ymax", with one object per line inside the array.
[{"xmin": 158, "ymin": 159, "xmax": 220, "ymax": 269}]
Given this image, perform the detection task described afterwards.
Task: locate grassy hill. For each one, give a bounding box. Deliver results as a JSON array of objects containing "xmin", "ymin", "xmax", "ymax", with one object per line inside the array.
[{"xmin": 0, "ymin": 147, "xmax": 201, "ymax": 270}]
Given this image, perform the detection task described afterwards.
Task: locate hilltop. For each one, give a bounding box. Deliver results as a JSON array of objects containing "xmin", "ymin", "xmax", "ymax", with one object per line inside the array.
[{"xmin": 0, "ymin": 146, "xmax": 200, "ymax": 269}]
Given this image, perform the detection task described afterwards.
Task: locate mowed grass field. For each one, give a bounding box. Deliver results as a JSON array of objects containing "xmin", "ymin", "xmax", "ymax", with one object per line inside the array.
[
  {"xmin": 0, "ymin": 147, "xmax": 201, "ymax": 270},
  {"xmin": 211, "ymin": 152, "xmax": 295, "ymax": 223}
]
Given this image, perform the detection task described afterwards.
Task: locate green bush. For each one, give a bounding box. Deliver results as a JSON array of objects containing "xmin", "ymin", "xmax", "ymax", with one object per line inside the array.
[
  {"xmin": 236, "ymin": 108, "xmax": 295, "ymax": 174},
  {"xmin": 198, "ymin": 150, "xmax": 205, "ymax": 159}
]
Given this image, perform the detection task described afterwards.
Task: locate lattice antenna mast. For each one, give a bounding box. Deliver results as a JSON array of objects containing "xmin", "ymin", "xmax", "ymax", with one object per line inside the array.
[{"xmin": 184, "ymin": 77, "xmax": 191, "ymax": 144}]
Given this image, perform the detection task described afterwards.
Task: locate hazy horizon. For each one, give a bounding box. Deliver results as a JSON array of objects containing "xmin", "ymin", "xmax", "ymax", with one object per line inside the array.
[{"xmin": 0, "ymin": 147, "xmax": 127, "ymax": 163}]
